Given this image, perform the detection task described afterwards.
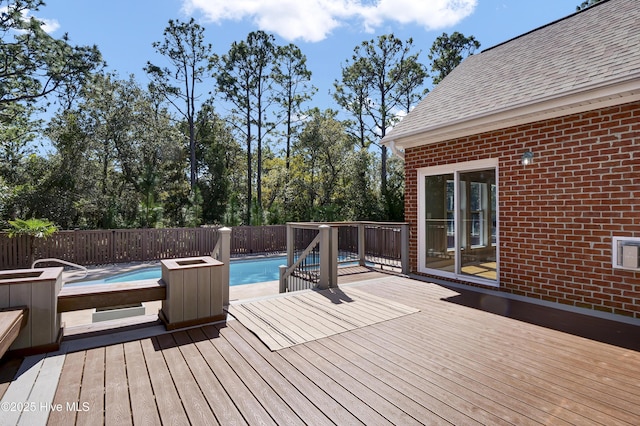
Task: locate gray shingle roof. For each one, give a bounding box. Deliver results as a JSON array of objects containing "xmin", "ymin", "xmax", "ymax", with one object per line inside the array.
[{"xmin": 383, "ymin": 0, "xmax": 640, "ymax": 148}]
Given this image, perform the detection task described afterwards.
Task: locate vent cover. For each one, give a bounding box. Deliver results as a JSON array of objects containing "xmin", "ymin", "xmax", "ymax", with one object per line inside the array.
[{"xmin": 613, "ymin": 237, "xmax": 640, "ymax": 271}]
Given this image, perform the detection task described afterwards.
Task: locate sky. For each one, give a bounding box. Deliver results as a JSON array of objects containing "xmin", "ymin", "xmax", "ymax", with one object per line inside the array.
[{"xmin": 35, "ymin": 0, "xmax": 586, "ymax": 118}]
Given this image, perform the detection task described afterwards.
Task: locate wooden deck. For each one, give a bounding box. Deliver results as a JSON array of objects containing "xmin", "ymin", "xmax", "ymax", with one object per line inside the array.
[{"xmin": 2, "ymin": 276, "xmax": 640, "ymax": 425}]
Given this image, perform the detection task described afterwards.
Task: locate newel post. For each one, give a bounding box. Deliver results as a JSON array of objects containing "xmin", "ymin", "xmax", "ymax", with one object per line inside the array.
[
  {"xmin": 401, "ymin": 223, "xmax": 410, "ymax": 275},
  {"xmin": 358, "ymin": 222, "xmax": 366, "ymax": 266},
  {"xmin": 318, "ymin": 225, "xmax": 330, "ymax": 289},
  {"xmin": 318, "ymin": 225, "xmax": 338, "ymax": 290},
  {"xmin": 218, "ymin": 227, "xmax": 231, "ymax": 306},
  {"xmin": 286, "ymin": 223, "xmax": 294, "ymax": 267}
]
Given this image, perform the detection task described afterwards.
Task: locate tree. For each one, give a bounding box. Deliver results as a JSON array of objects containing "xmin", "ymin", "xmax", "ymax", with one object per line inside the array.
[
  {"xmin": 43, "ymin": 73, "xmax": 188, "ymax": 229},
  {"xmin": 335, "ymin": 34, "xmax": 427, "ymax": 218},
  {"xmin": 273, "ymin": 43, "xmax": 315, "ymax": 170},
  {"xmin": 0, "ymin": 0, "xmax": 102, "ymax": 119},
  {"xmin": 0, "ymin": 0, "xmax": 101, "ymax": 209},
  {"xmin": 194, "ymin": 103, "xmax": 237, "ymax": 224},
  {"xmin": 146, "ymin": 18, "xmax": 211, "ymax": 191},
  {"xmin": 576, "ymin": 0, "xmax": 603, "ymax": 11},
  {"xmin": 288, "ymin": 109, "xmax": 353, "ymax": 221},
  {"xmin": 333, "ymin": 58, "xmax": 371, "ymax": 150},
  {"xmin": 428, "ymin": 32, "xmax": 480, "ymax": 85},
  {"xmin": 214, "ymin": 31, "xmax": 278, "ymax": 225}
]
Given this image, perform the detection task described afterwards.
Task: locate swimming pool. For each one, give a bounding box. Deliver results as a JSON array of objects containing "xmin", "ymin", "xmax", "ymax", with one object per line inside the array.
[{"xmin": 67, "ymin": 256, "xmax": 288, "ymax": 287}]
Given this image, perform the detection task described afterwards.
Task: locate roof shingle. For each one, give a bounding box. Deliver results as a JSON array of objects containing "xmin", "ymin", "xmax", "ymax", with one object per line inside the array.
[{"xmin": 383, "ymin": 0, "xmax": 640, "ymax": 148}]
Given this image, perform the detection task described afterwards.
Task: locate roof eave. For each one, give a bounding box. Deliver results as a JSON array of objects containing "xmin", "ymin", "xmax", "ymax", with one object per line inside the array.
[{"xmin": 382, "ymin": 74, "xmax": 640, "ymax": 150}]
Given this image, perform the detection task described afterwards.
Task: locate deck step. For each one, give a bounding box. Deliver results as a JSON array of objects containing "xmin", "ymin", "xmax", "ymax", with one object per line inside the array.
[{"xmin": 0, "ymin": 307, "xmax": 28, "ymax": 359}]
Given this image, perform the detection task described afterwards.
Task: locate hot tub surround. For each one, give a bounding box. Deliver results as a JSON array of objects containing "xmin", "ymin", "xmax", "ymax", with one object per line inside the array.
[
  {"xmin": 159, "ymin": 256, "xmax": 226, "ymax": 330},
  {"xmin": 0, "ymin": 267, "xmax": 63, "ymax": 354}
]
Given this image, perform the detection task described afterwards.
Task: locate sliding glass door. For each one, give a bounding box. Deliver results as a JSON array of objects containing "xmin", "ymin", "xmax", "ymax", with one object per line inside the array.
[
  {"xmin": 459, "ymin": 170, "xmax": 497, "ymax": 281},
  {"xmin": 419, "ymin": 160, "xmax": 498, "ymax": 285}
]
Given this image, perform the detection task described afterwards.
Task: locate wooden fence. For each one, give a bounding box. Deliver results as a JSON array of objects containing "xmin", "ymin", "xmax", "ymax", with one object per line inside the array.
[
  {"xmin": 0, "ymin": 223, "xmax": 403, "ymax": 271},
  {"xmin": 0, "ymin": 226, "xmax": 288, "ymax": 270},
  {"xmin": 230, "ymin": 225, "xmax": 287, "ymax": 256}
]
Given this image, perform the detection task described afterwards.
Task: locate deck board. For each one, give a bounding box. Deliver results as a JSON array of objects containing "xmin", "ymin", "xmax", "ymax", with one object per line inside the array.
[
  {"xmin": 140, "ymin": 336, "xmax": 189, "ymax": 425},
  {"xmin": 216, "ymin": 323, "xmax": 335, "ymax": 426},
  {"xmin": 1, "ymin": 355, "xmax": 46, "ymax": 426},
  {"xmin": 48, "ymin": 351, "xmax": 84, "ymax": 425},
  {"xmin": 171, "ymin": 331, "xmax": 246, "ymax": 426},
  {"xmin": 105, "ymin": 344, "xmax": 132, "ymax": 426},
  {"xmin": 122, "ymin": 340, "xmax": 161, "ymax": 425},
  {"xmin": 226, "ymin": 320, "xmax": 364, "ymax": 425},
  {"xmin": 336, "ymin": 327, "xmax": 565, "ymax": 426},
  {"xmin": 0, "ymin": 357, "xmax": 22, "ymax": 400},
  {"xmin": 372, "ymin": 314, "xmax": 622, "ymax": 425},
  {"xmin": 187, "ymin": 327, "xmax": 275, "ymax": 426},
  {"xmin": 6, "ymin": 275, "xmax": 638, "ymax": 425},
  {"xmin": 200, "ymin": 325, "xmax": 305, "ymax": 425},
  {"xmin": 291, "ymin": 342, "xmax": 426, "ymax": 425},
  {"xmin": 76, "ymin": 347, "xmax": 105, "ymax": 426},
  {"xmin": 154, "ymin": 333, "xmax": 218, "ymax": 426}
]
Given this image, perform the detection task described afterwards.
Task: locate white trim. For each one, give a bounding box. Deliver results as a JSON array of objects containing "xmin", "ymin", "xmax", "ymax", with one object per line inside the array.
[
  {"xmin": 417, "ymin": 158, "xmax": 499, "ymax": 287},
  {"xmin": 385, "ymin": 76, "xmax": 640, "ymax": 149}
]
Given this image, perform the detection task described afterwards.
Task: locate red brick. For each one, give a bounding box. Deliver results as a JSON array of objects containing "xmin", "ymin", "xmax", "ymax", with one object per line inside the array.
[{"xmin": 404, "ymin": 100, "xmax": 640, "ymax": 319}]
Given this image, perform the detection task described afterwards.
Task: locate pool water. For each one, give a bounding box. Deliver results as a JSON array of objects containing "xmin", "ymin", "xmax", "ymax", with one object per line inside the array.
[{"xmin": 69, "ymin": 256, "xmax": 288, "ymax": 287}]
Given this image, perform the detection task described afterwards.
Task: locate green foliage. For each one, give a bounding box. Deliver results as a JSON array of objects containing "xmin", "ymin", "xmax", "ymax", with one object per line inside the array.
[
  {"xmin": 576, "ymin": 0, "xmax": 603, "ymax": 11},
  {"xmin": 283, "ymin": 108, "xmax": 356, "ymax": 221},
  {"xmin": 0, "ymin": 8, "xmax": 486, "ymax": 228},
  {"xmin": 195, "ymin": 104, "xmax": 235, "ymax": 225},
  {"xmin": 273, "ymin": 43, "xmax": 316, "ymax": 169},
  {"xmin": 214, "ymin": 30, "xmax": 278, "ymax": 225},
  {"xmin": 146, "ymin": 18, "xmax": 211, "ymax": 190},
  {"xmin": 0, "ymin": 0, "xmax": 102, "ymax": 119},
  {"xmin": 428, "ymin": 32, "xmax": 480, "ymax": 85},
  {"xmin": 334, "ymin": 34, "xmax": 426, "ymax": 219},
  {"xmin": 7, "ymin": 217, "xmax": 57, "ymax": 239},
  {"xmin": 6, "ymin": 217, "xmax": 57, "ymax": 264}
]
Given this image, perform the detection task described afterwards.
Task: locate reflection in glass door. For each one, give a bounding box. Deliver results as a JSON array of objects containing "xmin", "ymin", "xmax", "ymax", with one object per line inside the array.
[
  {"xmin": 424, "ymin": 173, "xmax": 454, "ymax": 273},
  {"xmin": 423, "ymin": 167, "xmax": 497, "ymax": 282},
  {"xmin": 459, "ymin": 170, "xmax": 496, "ymax": 281}
]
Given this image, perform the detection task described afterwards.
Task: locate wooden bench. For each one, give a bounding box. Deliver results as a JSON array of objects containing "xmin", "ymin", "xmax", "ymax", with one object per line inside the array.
[
  {"xmin": 0, "ymin": 307, "xmax": 28, "ymax": 359},
  {"xmin": 57, "ymin": 279, "xmax": 166, "ymax": 313}
]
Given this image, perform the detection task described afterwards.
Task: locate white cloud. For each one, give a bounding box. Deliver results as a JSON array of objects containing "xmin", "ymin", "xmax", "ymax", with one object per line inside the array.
[
  {"xmin": 182, "ymin": 0, "xmax": 476, "ymax": 42},
  {"xmin": 39, "ymin": 17, "xmax": 60, "ymax": 33},
  {"xmin": 1, "ymin": 6, "xmax": 60, "ymax": 34}
]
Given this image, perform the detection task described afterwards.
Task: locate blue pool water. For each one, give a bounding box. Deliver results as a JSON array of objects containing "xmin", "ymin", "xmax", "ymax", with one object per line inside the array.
[{"xmin": 69, "ymin": 256, "xmax": 288, "ymax": 287}]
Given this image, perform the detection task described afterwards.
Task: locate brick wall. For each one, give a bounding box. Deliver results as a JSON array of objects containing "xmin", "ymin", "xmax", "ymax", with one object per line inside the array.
[{"xmin": 404, "ymin": 100, "xmax": 640, "ymax": 319}]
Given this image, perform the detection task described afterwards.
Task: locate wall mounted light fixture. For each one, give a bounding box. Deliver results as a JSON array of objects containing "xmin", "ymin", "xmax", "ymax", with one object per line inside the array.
[{"xmin": 521, "ymin": 150, "xmax": 534, "ymax": 166}]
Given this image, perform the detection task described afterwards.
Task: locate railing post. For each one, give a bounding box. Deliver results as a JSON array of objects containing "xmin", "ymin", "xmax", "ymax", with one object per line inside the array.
[
  {"xmin": 279, "ymin": 265, "xmax": 287, "ymax": 293},
  {"xmin": 330, "ymin": 226, "xmax": 338, "ymax": 288},
  {"xmin": 218, "ymin": 227, "xmax": 231, "ymax": 305},
  {"xmin": 358, "ymin": 222, "xmax": 366, "ymax": 266},
  {"xmin": 286, "ymin": 223, "xmax": 294, "ymax": 267},
  {"xmin": 401, "ymin": 223, "xmax": 410, "ymax": 275},
  {"xmin": 318, "ymin": 225, "xmax": 330, "ymax": 289}
]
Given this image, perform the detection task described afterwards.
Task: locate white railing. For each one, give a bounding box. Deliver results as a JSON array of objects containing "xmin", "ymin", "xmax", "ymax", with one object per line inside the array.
[
  {"xmin": 32, "ymin": 258, "xmax": 88, "ymax": 281},
  {"xmin": 279, "ymin": 225, "xmax": 338, "ymax": 293}
]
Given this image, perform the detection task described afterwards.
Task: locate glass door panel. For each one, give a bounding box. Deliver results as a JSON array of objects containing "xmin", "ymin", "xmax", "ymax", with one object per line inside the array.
[
  {"xmin": 424, "ymin": 173, "xmax": 454, "ymax": 272},
  {"xmin": 459, "ymin": 170, "xmax": 497, "ymax": 281}
]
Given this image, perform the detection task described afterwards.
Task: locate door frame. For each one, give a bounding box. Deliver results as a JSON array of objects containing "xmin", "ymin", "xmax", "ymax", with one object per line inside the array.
[{"xmin": 417, "ymin": 158, "xmax": 500, "ymax": 287}]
